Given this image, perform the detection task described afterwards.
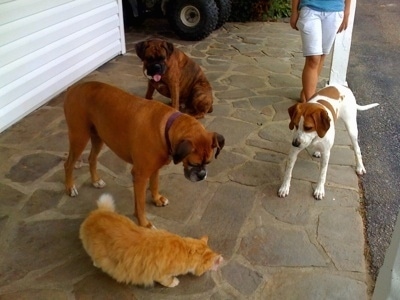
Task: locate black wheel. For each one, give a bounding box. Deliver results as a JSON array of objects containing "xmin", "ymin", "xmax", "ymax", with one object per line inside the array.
[
  {"xmin": 214, "ymin": 0, "xmax": 231, "ymax": 29},
  {"xmin": 167, "ymin": 0, "xmax": 218, "ymax": 41}
]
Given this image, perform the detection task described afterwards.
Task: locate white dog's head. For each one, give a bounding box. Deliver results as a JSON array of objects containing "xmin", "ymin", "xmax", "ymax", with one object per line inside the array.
[{"xmin": 288, "ymin": 103, "xmax": 331, "ymax": 148}]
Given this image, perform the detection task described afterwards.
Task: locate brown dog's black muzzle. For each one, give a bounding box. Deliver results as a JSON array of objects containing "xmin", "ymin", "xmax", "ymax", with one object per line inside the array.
[
  {"xmin": 184, "ymin": 166, "xmax": 207, "ymax": 182},
  {"xmin": 147, "ymin": 62, "xmax": 166, "ymax": 77}
]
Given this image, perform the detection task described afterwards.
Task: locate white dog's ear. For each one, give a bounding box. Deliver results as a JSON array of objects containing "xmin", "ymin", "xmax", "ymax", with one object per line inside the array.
[
  {"xmin": 288, "ymin": 103, "xmax": 300, "ymax": 130},
  {"xmin": 313, "ymin": 110, "xmax": 331, "ymax": 138}
]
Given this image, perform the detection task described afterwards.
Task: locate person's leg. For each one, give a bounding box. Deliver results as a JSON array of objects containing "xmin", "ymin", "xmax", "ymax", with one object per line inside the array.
[
  {"xmin": 301, "ymin": 54, "xmax": 325, "ymax": 101},
  {"xmin": 317, "ymin": 12, "xmax": 344, "ymax": 87},
  {"xmin": 297, "ymin": 7, "xmax": 323, "ymax": 102},
  {"xmin": 321, "ymin": 12, "xmax": 344, "ymax": 55},
  {"xmin": 302, "ymin": 10, "xmax": 342, "ymax": 102},
  {"xmin": 318, "ymin": 54, "xmax": 326, "ymax": 76}
]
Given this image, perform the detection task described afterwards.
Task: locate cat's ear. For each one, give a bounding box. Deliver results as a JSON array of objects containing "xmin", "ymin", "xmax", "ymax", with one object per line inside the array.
[
  {"xmin": 200, "ymin": 236, "xmax": 208, "ymax": 244},
  {"xmin": 211, "ymin": 255, "xmax": 223, "ymax": 271}
]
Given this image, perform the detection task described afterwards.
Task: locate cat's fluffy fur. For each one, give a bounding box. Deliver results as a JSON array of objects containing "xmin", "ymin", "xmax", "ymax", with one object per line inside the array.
[{"xmin": 79, "ymin": 194, "xmax": 223, "ymax": 287}]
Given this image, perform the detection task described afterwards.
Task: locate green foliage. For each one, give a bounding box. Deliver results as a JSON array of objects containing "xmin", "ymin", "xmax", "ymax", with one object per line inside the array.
[
  {"xmin": 229, "ymin": 0, "xmax": 291, "ymax": 22},
  {"xmin": 267, "ymin": 0, "xmax": 291, "ymax": 20}
]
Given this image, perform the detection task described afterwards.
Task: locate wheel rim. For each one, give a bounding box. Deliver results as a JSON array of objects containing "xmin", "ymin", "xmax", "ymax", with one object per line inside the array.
[{"xmin": 180, "ymin": 6, "xmax": 200, "ymax": 27}]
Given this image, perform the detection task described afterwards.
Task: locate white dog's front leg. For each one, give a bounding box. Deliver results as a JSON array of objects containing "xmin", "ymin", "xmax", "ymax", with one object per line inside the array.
[
  {"xmin": 314, "ymin": 151, "xmax": 330, "ymax": 200},
  {"xmin": 278, "ymin": 147, "xmax": 302, "ymax": 197}
]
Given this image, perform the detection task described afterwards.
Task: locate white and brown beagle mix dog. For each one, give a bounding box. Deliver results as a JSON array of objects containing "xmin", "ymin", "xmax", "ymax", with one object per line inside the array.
[{"xmin": 278, "ymin": 85, "xmax": 379, "ymax": 200}]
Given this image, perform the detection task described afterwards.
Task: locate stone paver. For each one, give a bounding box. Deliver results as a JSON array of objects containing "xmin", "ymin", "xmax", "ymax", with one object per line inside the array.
[{"xmin": 0, "ymin": 20, "xmax": 371, "ymax": 299}]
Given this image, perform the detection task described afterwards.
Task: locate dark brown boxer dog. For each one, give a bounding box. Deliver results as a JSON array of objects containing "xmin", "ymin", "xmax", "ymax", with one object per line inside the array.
[
  {"xmin": 135, "ymin": 38, "xmax": 213, "ymax": 119},
  {"xmin": 64, "ymin": 81, "xmax": 224, "ymax": 228}
]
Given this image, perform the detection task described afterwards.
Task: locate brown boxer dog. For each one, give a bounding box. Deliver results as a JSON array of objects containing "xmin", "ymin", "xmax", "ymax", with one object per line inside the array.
[
  {"xmin": 64, "ymin": 81, "xmax": 224, "ymax": 228},
  {"xmin": 135, "ymin": 38, "xmax": 213, "ymax": 119}
]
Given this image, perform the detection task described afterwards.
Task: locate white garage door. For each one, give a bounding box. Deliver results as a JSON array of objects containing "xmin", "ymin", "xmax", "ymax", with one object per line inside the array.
[{"xmin": 0, "ymin": 0, "xmax": 126, "ymax": 132}]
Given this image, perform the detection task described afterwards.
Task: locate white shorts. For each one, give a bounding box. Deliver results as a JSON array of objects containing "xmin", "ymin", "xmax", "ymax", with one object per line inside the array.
[{"xmin": 297, "ymin": 7, "xmax": 344, "ymax": 56}]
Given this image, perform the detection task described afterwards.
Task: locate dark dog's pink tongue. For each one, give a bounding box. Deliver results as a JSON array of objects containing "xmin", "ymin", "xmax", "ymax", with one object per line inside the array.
[{"xmin": 153, "ymin": 74, "xmax": 161, "ymax": 82}]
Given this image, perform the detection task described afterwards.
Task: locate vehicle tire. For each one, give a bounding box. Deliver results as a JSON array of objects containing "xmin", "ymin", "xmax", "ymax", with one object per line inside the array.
[
  {"xmin": 214, "ymin": 0, "xmax": 231, "ymax": 29},
  {"xmin": 167, "ymin": 0, "xmax": 218, "ymax": 41}
]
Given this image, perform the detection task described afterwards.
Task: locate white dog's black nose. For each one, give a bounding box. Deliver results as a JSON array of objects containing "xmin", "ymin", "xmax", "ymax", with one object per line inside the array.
[{"xmin": 292, "ymin": 139, "xmax": 301, "ymax": 147}]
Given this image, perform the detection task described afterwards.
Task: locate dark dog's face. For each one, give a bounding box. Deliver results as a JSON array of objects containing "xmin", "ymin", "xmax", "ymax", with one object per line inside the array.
[
  {"xmin": 172, "ymin": 132, "xmax": 225, "ymax": 182},
  {"xmin": 135, "ymin": 38, "xmax": 174, "ymax": 82}
]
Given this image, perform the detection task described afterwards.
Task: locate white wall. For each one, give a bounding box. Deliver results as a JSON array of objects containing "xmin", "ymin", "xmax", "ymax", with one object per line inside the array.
[
  {"xmin": 373, "ymin": 214, "xmax": 400, "ymax": 300},
  {"xmin": 0, "ymin": 0, "xmax": 126, "ymax": 133},
  {"xmin": 329, "ymin": 0, "xmax": 357, "ymax": 86}
]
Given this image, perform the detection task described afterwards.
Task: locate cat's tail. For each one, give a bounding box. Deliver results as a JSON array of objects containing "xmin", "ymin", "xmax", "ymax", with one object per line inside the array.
[{"xmin": 96, "ymin": 193, "xmax": 115, "ymax": 212}]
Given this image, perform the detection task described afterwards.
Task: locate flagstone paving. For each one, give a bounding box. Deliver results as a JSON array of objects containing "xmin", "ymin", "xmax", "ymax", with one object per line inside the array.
[{"xmin": 0, "ymin": 20, "xmax": 371, "ymax": 299}]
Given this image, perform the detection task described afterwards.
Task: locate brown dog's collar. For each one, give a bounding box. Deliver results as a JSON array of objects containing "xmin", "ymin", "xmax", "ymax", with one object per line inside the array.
[{"xmin": 165, "ymin": 112, "xmax": 182, "ymax": 154}]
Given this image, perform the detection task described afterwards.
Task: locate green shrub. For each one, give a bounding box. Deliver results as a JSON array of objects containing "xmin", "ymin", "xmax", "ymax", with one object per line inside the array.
[
  {"xmin": 229, "ymin": 0, "xmax": 291, "ymax": 22},
  {"xmin": 267, "ymin": 0, "xmax": 291, "ymax": 20}
]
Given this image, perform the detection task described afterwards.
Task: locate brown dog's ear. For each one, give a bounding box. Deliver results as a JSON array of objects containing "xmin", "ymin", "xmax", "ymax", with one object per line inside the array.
[
  {"xmin": 212, "ymin": 133, "xmax": 225, "ymax": 159},
  {"xmin": 172, "ymin": 140, "xmax": 193, "ymax": 164},
  {"xmin": 163, "ymin": 41, "xmax": 174, "ymax": 57},
  {"xmin": 288, "ymin": 103, "xmax": 300, "ymax": 130},
  {"xmin": 313, "ymin": 110, "xmax": 331, "ymax": 138},
  {"xmin": 135, "ymin": 41, "xmax": 147, "ymax": 61}
]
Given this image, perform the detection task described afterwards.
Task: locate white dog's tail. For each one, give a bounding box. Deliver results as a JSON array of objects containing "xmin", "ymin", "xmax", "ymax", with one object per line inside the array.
[
  {"xmin": 97, "ymin": 193, "xmax": 115, "ymax": 212},
  {"xmin": 356, "ymin": 103, "xmax": 379, "ymax": 111}
]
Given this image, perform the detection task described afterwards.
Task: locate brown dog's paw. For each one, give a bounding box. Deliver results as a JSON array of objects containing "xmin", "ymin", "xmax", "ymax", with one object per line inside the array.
[
  {"xmin": 145, "ymin": 222, "xmax": 157, "ymax": 229},
  {"xmin": 67, "ymin": 185, "xmax": 78, "ymax": 197},
  {"xmin": 153, "ymin": 196, "xmax": 169, "ymax": 207},
  {"xmin": 92, "ymin": 179, "xmax": 106, "ymax": 189},
  {"xmin": 74, "ymin": 159, "xmax": 83, "ymax": 169}
]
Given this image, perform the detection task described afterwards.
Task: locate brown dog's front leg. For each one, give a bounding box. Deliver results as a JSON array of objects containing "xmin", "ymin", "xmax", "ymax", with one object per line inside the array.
[
  {"xmin": 64, "ymin": 139, "xmax": 89, "ymax": 197},
  {"xmin": 133, "ymin": 175, "xmax": 153, "ymax": 228},
  {"xmin": 64, "ymin": 155, "xmax": 79, "ymax": 197},
  {"xmin": 149, "ymin": 170, "xmax": 169, "ymax": 207},
  {"xmin": 145, "ymin": 82, "xmax": 156, "ymax": 100},
  {"xmin": 88, "ymin": 134, "xmax": 106, "ymax": 189}
]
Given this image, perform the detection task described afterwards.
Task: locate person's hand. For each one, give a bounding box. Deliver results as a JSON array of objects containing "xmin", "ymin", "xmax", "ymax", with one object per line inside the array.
[
  {"xmin": 290, "ymin": 11, "xmax": 299, "ymax": 30},
  {"xmin": 337, "ymin": 11, "xmax": 350, "ymax": 32}
]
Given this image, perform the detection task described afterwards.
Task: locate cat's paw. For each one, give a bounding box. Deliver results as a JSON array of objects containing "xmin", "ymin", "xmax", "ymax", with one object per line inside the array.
[
  {"xmin": 159, "ymin": 276, "xmax": 179, "ymax": 287},
  {"xmin": 167, "ymin": 277, "xmax": 179, "ymax": 287}
]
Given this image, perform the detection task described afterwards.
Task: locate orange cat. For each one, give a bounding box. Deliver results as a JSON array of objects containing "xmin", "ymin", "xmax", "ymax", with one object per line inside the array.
[{"xmin": 79, "ymin": 194, "xmax": 223, "ymax": 287}]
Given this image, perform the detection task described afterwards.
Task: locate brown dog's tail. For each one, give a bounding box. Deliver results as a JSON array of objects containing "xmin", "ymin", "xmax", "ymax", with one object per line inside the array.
[{"xmin": 96, "ymin": 193, "xmax": 115, "ymax": 212}]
